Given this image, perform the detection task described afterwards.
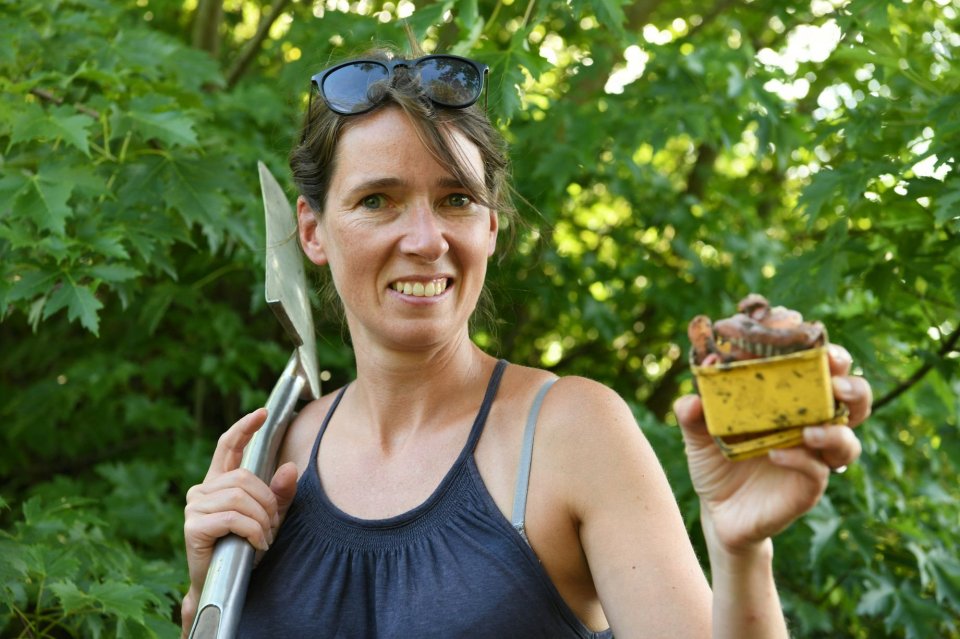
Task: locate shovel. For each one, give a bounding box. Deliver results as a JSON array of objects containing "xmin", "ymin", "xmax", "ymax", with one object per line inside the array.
[{"xmin": 188, "ymin": 162, "xmax": 321, "ymax": 639}]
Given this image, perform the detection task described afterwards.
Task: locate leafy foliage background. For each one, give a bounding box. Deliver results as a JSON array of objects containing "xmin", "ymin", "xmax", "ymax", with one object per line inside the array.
[{"xmin": 1, "ymin": 0, "xmax": 958, "ymax": 637}]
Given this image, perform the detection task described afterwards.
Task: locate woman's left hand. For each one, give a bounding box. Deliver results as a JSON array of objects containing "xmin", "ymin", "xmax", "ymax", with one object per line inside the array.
[{"xmin": 673, "ymin": 343, "xmax": 872, "ymax": 553}]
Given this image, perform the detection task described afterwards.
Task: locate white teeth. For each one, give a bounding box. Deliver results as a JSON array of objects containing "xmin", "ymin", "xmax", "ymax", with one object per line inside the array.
[{"xmin": 393, "ymin": 278, "xmax": 447, "ymax": 297}]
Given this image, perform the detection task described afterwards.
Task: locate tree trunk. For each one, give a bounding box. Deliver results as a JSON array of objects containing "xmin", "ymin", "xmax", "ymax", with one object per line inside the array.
[{"xmin": 192, "ymin": 0, "xmax": 223, "ymax": 57}]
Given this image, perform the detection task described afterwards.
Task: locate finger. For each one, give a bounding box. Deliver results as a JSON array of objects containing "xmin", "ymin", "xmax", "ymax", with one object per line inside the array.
[
  {"xmin": 827, "ymin": 343, "xmax": 853, "ymax": 377},
  {"xmin": 767, "ymin": 446, "xmax": 830, "ymax": 508},
  {"xmin": 673, "ymin": 393, "xmax": 705, "ymax": 431},
  {"xmin": 673, "ymin": 394, "xmax": 712, "ymax": 447},
  {"xmin": 832, "ymin": 376, "xmax": 873, "ymax": 427},
  {"xmin": 181, "ymin": 588, "xmax": 198, "ymax": 639},
  {"xmin": 270, "ymin": 462, "xmax": 299, "ymax": 523},
  {"xmin": 803, "ymin": 424, "xmax": 862, "ymax": 470},
  {"xmin": 184, "ymin": 510, "xmax": 273, "ymax": 554},
  {"xmin": 205, "ymin": 408, "xmax": 268, "ymax": 480},
  {"xmin": 186, "ymin": 483, "xmax": 276, "ymax": 538},
  {"xmin": 188, "ymin": 468, "xmax": 280, "ymax": 510}
]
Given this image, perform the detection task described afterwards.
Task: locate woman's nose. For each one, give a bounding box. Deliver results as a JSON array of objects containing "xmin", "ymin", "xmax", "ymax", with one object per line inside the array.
[{"xmin": 400, "ymin": 203, "xmax": 449, "ymax": 261}]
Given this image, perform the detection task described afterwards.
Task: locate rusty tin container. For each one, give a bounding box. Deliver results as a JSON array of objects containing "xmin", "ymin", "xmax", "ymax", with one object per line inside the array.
[{"xmin": 692, "ymin": 346, "xmax": 847, "ymax": 461}]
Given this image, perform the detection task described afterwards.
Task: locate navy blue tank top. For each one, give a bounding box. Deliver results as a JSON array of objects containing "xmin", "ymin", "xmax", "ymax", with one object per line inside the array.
[{"xmin": 239, "ymin": 360, "xmax": 612, "ymax": 638}]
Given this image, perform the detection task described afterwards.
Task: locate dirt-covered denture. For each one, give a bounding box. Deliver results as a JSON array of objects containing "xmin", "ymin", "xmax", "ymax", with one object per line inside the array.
[
  {"xmin": 391, "ymin": 278, "xmax": 449, "ymax": 297},
  {"xmin": 688, "ymin": 293, "xmax": 825, "ymax": 366}
]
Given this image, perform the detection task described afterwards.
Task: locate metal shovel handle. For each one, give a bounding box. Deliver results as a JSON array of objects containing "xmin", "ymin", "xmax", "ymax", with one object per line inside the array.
[{"xmin": 188, "ymin": 353, "xmax": 306, "ymax": 639}]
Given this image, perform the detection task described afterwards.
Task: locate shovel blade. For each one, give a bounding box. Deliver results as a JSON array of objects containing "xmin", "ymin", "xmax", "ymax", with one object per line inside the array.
[{"xmin": 259, "ymin": 161, "xmax": 320, "ymax": 400}]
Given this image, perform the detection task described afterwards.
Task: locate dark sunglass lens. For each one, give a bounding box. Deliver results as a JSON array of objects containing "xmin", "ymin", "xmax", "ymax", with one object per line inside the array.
[
  {"xmin": 416, "ymin": 57, "xmax": 482, "ymax": 107},
  {"xmin": 322, "ymin": 62, "xmax": 389, "ymax": 113}
]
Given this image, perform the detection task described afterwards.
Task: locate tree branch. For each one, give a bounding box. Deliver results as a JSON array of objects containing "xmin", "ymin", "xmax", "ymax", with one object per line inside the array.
[
  {"xmin": 29, "ymin": 88, "xmax": 100, "ymax": 120},
  {"xmin": 873, "ymin": 323, "xmax": 960, "ymax": 411},
  {"xmin": 225, "ymin": 0, "xmax": 293, "ymax": 90},
  {"xmin": 192, "ymin": 0, "xmax": 223, "ymax": 57}
]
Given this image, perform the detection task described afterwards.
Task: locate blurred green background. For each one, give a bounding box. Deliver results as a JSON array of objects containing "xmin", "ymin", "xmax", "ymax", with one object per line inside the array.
[{"xmin": 1, "ymin": 0, "xmax": 958, "ymax": 636}]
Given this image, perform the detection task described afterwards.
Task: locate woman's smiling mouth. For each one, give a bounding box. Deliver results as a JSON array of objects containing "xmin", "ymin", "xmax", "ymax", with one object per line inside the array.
[{"xmin": 391, "ymin": 278, "xmax": 450, "ymax": 297}]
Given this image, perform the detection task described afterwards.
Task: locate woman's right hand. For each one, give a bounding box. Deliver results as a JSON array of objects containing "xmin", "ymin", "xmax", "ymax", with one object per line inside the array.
[{"xmin": 181, "ymin": 408, "xmax": 299, "ymax": 636}]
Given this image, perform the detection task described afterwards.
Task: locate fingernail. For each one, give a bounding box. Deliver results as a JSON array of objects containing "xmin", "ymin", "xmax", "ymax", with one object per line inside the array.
[
  {"xmin": 768, "ymin": 449, "xmax": 786, "ymax": 462},
  {"xmin": 805, "ymin": 426, "xmax": 826, "ymax": 445},
  {"xmin": 833, "ymin": 377, "xmax": 852, "ymax": 396},
  {"xmin": 829, "ymin": 343, "xmax": 852, "ymax": 364}
]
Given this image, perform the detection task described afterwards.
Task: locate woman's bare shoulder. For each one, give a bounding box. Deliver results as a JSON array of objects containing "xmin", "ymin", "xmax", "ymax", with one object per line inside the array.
[
  {"xmin": 277, "ymin": 387, "xmax": 347, "ymax": 476},
  {"xmin": 538, "ymin": 374, "xmax": 646, "ymax": 445}
]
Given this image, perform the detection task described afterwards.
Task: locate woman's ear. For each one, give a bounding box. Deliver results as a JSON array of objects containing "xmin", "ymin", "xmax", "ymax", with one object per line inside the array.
[
  {"xmin": 297, "ymin": 196, "xmax": 327, "ymax": 266},
  {"xmin": 487, "ymin": 209, "xmax": 499, "ymax": 257}
]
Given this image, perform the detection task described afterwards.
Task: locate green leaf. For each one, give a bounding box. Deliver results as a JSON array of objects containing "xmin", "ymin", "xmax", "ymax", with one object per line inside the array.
[
  {"xmin": 933, "ymin": 182, "xmax": 960, "ymax": 226},
  {"xmin": 50, "ymin": 580, "xmax": 95, "ymax": 615},
  {"xmin": 3, "ymin": 270, "xmax": 59, "ymax": 304},
  {"xmin": 48, "ymin": 106, "xmax": 92, "ymax": 156},
  {"xmin": 18, "ymin": 171, "xmax": 75, "ymax": 234},
  {"xmin": 160, "ymin": 157, "xmax": 229, "ymax": 251},
  {"xmin": 798, "ymin": 166, "xmax": 855, "ymax": 223},
  {"xmin": 454, "ymin": 0, "xmax": 478, "ymax": 28},
  {"xmin": 88, "ymin": 235, "xmax": 131, "ymax": 260},
  {"xmin": 587, "ymin": 0, "xmax": 626, "ymax": 33},
  {"xmin": 86, "ymin": 263, "xmax": 141, "ymax": 284},
  {"xmin": 807, "ymin": 512, "xmax": 841, "ymax": 565},
  {"xmin": 888, "ymin": 584, "xmax": 950, "ymax": 639},
  {"xmin": 139, "ymin": 284, "xmax": 176, "ymax": 336},
  {"xmin": 857, "ymin": 578, "xmax": 895, "ymax": 615},
  {"xmin": 405, "ymin": 0, "xmax": 454, "ymax": 41},
  {"xmin": 127, "ymin": 109, "xmax": 198, "ymax": 147},
  {"xmin": 7, "ymin": 103, "xmax": 92, "ymax": 156},
  {"xmin": 68, "ymin": 283, "xmax": 104, "ymax": 335},
  {"xmin": 90, "ymin": 580, "xmax": 158, "ymax": 624},
  {"xmin": 921, "ymin": 547, "xmax": 960, "ymax": 609},
  {"xmin": 487, "ymin": 30, "xmax": 546, "ymax": 122},
  {"xmin": 43, "ymin": 281, "xmax": 103, "ymax": 335},
  {"xmin": 7, "ymin": 102, "xmax": 50, "ymax": 150}
]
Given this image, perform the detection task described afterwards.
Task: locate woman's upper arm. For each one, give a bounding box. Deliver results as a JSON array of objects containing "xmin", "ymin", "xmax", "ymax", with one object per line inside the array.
[{"xmin": 544, "ymin": 377, "xmax": 712, "ymax": 638}]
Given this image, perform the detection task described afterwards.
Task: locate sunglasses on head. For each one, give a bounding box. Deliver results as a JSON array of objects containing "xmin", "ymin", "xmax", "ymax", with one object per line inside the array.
[{"xmin": 309, "ymin": 54, "xmax": 490, "ymax": 116}]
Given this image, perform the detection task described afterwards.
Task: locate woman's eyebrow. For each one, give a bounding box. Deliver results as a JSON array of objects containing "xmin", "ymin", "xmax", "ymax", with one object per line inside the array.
[
  {"xmin": 343, "ymin": 177, "xmax": 407, "ymax": 200},
  {"xmin": 344, "ymin": 176, "xmax": 470, "ymax": 200},
  {"xmin": 436, "ymin": 176, "xmax": 467, "ymax": 190}
]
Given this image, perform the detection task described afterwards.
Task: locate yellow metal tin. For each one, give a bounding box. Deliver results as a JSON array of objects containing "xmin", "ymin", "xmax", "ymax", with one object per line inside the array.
[{"xmin": 693, "ymin": 346, "xmax": 846, "ymax": 461}]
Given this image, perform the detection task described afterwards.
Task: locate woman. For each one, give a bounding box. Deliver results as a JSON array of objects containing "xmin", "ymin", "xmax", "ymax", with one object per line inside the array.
[{"xmin": 182, "ymin": 47, "xmax": 871, "ymax": 638}]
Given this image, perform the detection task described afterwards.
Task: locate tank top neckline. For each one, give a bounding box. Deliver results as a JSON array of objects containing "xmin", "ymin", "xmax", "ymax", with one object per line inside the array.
[{"xmin": 304, "ymin": 359, "xmax": 508, "ymax": 531}]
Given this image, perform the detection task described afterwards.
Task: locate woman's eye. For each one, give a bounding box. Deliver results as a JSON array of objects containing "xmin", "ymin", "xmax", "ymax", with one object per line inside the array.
[
  {"xmin": 360, "ymin": 194, "xmax": 387, "ymax": 210},
  {"xmin": 444, "ymin": 193, "xmax": 472, "ymax": 208}
]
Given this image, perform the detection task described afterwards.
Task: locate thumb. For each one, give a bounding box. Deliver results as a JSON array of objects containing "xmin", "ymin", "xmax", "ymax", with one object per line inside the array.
[
  {"xmin": 673, "ymin": 394, "xmax": 708, "ymax": 438},
  {"xmin": 270, "ymin": 461, "xmax": 299, "ymax": 519}
]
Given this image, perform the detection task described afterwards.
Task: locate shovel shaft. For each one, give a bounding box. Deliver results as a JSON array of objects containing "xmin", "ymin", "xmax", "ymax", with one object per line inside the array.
[{"xmin": 188, "ymin": 353, "xmax": 306, "ymax": 639}]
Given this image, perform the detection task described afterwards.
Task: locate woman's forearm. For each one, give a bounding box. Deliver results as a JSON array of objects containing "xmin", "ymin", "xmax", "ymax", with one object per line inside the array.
[{"xmin": 703, "ymin": 513, "xmax": 790, "ymax": 639}]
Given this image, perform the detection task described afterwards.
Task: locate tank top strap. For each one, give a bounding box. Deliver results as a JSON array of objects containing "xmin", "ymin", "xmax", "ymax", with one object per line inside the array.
[
  {"xmin": 307, "ymin": 360, "xmax": 508, "ymax": 471},
  {"xmin": 308, "ymin": 383, "xmax": 350, "ymax": 468},
  {"xmin": 462, "ymin": 358, "xmax": 509, "ymax": 454},
  {"xmin": 511, "ymin": 376, "xmax": 558, "ymax": 543}
]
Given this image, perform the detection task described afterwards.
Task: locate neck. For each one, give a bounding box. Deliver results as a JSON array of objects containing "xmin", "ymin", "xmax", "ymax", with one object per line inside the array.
[{"xmin": 345, "ymin": 331, "xmax": 497, "ymax": 447}]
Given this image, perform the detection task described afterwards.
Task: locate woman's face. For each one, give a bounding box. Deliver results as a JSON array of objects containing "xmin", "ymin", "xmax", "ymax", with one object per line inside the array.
[{"xmin": 298, "ymin": 107, "xmax": 498, "ymax": 352}]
